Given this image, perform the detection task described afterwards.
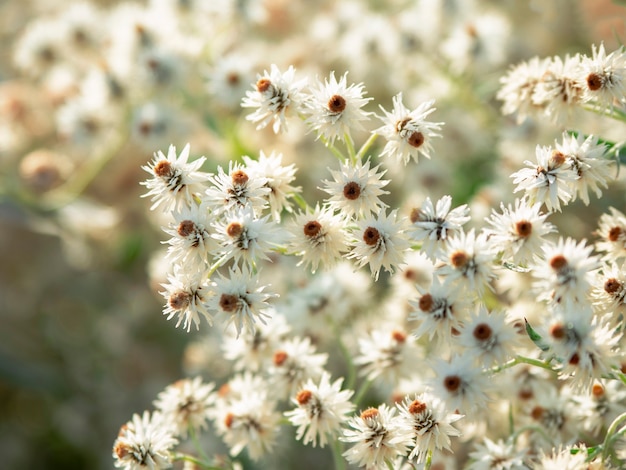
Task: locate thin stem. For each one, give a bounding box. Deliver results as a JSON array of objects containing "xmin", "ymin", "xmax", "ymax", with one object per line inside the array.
[
  {"xmin": 582, "ymin": 102, "xmax": 626, "ymax": 123},
  {"xmin": 602, "ymin": 411, "xmax": 626, "ymax": 463},
  {"xmin": 189, "ymin": 424, "xmax": 211, "ymax": 464},
  {"xmin": 344, "ymin": 132, "xmax": 357, "ymax": 164},
  {"xmin": 292, "ymin": 192, "xmax": 310, "ymax": 211},
  {"xmin": 331, "ymin": 438, "xmax": 346, "ymax": 470},
  {"xmin": 356, "ymin": 133, "xmax": 379, "ymax": 161},
  {"xmin": 172, "ymin": 452, "xmax": 221, "ymax": 470},
  {"xmin": 510, "ymin": 424, "xmax": 554, "ymax": 445},
  {"xmin": 424, "ymin": 449, "xmax": 433, "ymax": 470},
  {"xmin": 489, "ymin": 355, "xmax": 555, "ymax": 374},
  {"xmin": 353, "ymin": 378, "xmax": 373, "ymax": 407},
  {"xmin": 320, "ymin": 135, "xmax": 347, "ymax": 162}
]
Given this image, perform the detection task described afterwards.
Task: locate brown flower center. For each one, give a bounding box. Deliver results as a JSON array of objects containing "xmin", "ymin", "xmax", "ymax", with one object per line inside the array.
[
  {"xmin": 273, "ymin": 350, "xmax": 288, "ymax": 366},
  {"xmin": 592, "ymin": 383, "xmax": 605, "ymax": 398},
  {"xmin": 327, "ymin": 94, "xmax": 346, "ymax": 113},
  {"xmin": 443, "ymin": 375, "xmax": 461, "ymax": 392},
  {"xmin": 550, "ymin": 150, "xmax": 566, "ymax": 166},
  {"xmin": 113, "ymin": 442, "xmax": 129, "ymax": 459},
  {"xmin": 586, "ymin": 73, "xmax": 603, "ymax": 91},
  {"xmin": 409, "ymin": 208, "xmax": 422, "ymax": 224},
  {"xmin": 219, "ymin": 294, "xmax": 240, "ymax": 312},
  {"xmin": 408, "ymin": 399, "xmax": 427, "ymax": 414},
  {"xmin": 304, "ymin": 220, "xmax": 322, "ymax": 238},
  {"xmin": 363, "ymin": 226, "xmax": 381, "ymax": 246},
  {"xmin": 515, "ymin": 220, "xmax": 532, "ymax": 238},
  {"xmin": 177, "ymin": 220, "xmax": 196, "ymax": 237},
  {"xmin": 224, "ymin": 413, "xmax": 234, "ymax": 428},
  {"xmin": 531, "ymin": 406, "xmax": 544, "ymax": 421},
  {"xmin": 549, "ymin": 254, "xmax": 568, "ymax": 271},
  {"xmin": 473, "ymin": 323, "xmax": 492, "ymax": 341},
  {"xmin": 256, "ymin": 78, "xmax": 272, "ymax": 93},
  {"xmin": 231, "ymin": 169, "xmax": 249, "ymax": 186},
  {"xmin": 418, "ymin": 293, "xmax": 433, "ymax": 312},
  {"xmin": 609, "ymin": 226, "xmax": 622, "ymax": 242},
  {"xmin": 549, "ymin": 323, "xmax": 566, "ymax": 340},
  {"xmin": 169, "ymin": 291, "xmax": 191, "ymax": 310},
  {"xmin": 343, "ymin": 181, "xmax": 361, "ymax": 200},
  {"xmin": 605, "ymin": 278, "xmax": 622, "ymax": 294},
  {"xmin": 360, "ymin": 408, "xmax": 379, "ymax": 420},
  {"xmin": 407, "ymin": 131, "xmax": 425, "ymax": 148},
  {"xmin": 226, "ymin": 222, "xmax": 243, "ymax": 238},
  {"xmin": 391, "ymin": 330, "xmax": 406, "ymax": 343},
  {"xmin": 154, "ymin": 160, "xmax": 172, "ymax": 177},
  {"xmin": 296, "ymin": 389, "xmax": 313, "ymax": 405},
  {"xmin": 450, "ymin": 251, "xmax": 469, "ymax": 268}
]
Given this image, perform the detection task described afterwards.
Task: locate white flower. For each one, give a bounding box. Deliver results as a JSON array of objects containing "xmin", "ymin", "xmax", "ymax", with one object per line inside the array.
[
  {"xmin": 497, "ymin": 56, "xmax": 551, "ymax": 123},
  {"xmin": 141, "ymin": 143, "xmax": 211, "ymax": 212},
  {"xmin": 579, "ymin": 43, "xmax": 626, "ymax": 109},
  {"xmin": 160, "ymin": 268, "xmax": 213, "ymax": 332},
  {"xmin": 222, "ymin": 311, "xmax": 291, "ymax": 372},
  {"xmin": 211, "ymin": 207, "xmax": 279, "ymax": 269},
  {"xmin": 268, "ymin": 336, "xmax": 328, "ymax": 400},
  {"xmin": 511, "ymin": 144, "xmax": 577, "ymax": 213},
  {"xmin": 533, "ymin": 445, "xmax": 591, "ymax": 470},
  {"xmin": 554, "ymin": 132, "xmax": 613, "ymax": 206},
  {"xmin": 113, "ymin": 411, "xmax": 178, "ymax": 470},
  {"xmin": 341, "ymin": 404, "xmax": 411, "ymax": 469},
  {"xmin": 284, "ymin": 372, "xmax": 355, "ymax": 448},
  {"xmin": 161, "ymin": 202, "xmax": 218, "ymax": 271},
  {"xmin": 409, "ymin": 276, "xmax": 468, "ymax": 345},
  {"xmin": 376, "ymin": 93, "xmax": 443, "ymax": 165},
  {"xmin": 429, "ymin": 354, "xmax": 491, "ymax": 417},
  {"xmin": 214, "ymin": 391, "xmax": 280, "ymax": 461},
  {"xmin": 321, "ymin": 158, "xmax": 390, "ymax": 218},
  {"xmin": 204, "ymin": 161, "xmax": 270, "ymax": 216},
  {"xmin": 208, "ymin": 265, "xmax": 276, "ymax": 338},
  {"xmin": 355, "ymin": 326, "xmax": 422, "ymax": 385},
  {"xmin": 532, "ymin": 237, "xmax": 599, "ymax": 306},
  {"xmin": 457, "ymin": 305, "xmax": 522, "ymax": 366},
  {"xmin": 287, "ymin": 204, "xmax": 348, "ymax": 273},
  {"xmin": 407, "ymin": 195, "xmax": 470, "ymax": 260},
  {"xmin": 484, "ymin": 198, "xmax": 556, "ymax": 266},
  {"xmin": 591, "ymin": 261, "xmax": 626, "ymax": 317},
  {"xmin": 241, "ymin": 64, "xmax": 307, "ymax": 133},
  {"xmin": 437, "ymin": 229, "xmax": 498, "ymax": 296},
  {"xmin": 303, "ymin": 71, "xmax": 372, "ymax": 145},
  {"xmin": 242, "ymin": 150, "xmax": 301, "ymax": 221},
  {"xmin": 466, "ymin": 437, "xmax": 528, "ymax": 470},
  {"xmin": 153, "ymin": 377, "xmax": 216, "ymax": 438},
  {"xmin": 393, "ymin": 393, "xmax": 463, "ymax": 463},
  {"xmin": 595, "ymin": 207, "xmax": 626, "ymax": 261},
  {"xmin": 348, "ymin": 209, "xmax": 410, "ymax": 281}
]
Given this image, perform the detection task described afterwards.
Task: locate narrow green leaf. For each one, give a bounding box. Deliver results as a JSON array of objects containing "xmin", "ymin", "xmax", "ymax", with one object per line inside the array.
[{"xmin": 524, "ymin": 318, "xmax": 550, "ymax": 352}]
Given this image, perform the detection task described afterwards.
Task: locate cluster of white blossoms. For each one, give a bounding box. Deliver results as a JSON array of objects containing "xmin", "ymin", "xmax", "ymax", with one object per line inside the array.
[{"xmin": 110, "ymin": 47, "xmax": 626, "ymax": 469}]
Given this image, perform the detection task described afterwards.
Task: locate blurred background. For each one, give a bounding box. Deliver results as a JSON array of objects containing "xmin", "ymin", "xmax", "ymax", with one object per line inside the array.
[{"xmin": 1, "ymin": 0, "xmax": 625, "ymax": 468}]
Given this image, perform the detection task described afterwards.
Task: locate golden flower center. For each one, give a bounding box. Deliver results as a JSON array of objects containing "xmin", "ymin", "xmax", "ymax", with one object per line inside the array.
[
  {"xmin": 231, "ymin": 169, "xmax": 249, "ymax": 186},
  {"xmin": 256, "ymin": 78, "xmax": 272, "ymax": 93},
  {"xmin": 154, "ymin": 160, "xmax": 173, "ymax": 177},
  {"xmin": 408, "ymin": 399, "xmax": 427, "ymax": 414},
  {"xmin": 592, "ymin": 383, "xmax": 605, "ymax": 398},
  {"xmin": 273, "ymin": 350, "xmax": 288, "ymax": 366},
  {"xmin": 327, "ymin": 94, "xmax": 347, "ymax": 113},
  {"xmin": 296, "ymin": 389, "xmax": 313, "ymax": 405},
  {"xmin": 391, "ymin": 330, "xmax": 406, "ymax": 343},
  {"xmin": 360, "ymin": 408, "xmax": 379, "ymax": 420}
]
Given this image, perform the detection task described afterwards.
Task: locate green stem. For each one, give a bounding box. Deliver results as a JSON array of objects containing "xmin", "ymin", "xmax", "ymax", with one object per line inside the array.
[
  {"xmin": 353, "ymin": 378, "xmax": 373, "ymax": 407},
  {"xmin": 320, "ymin": 135, "xmax": 347, "ymax": 162},
  {"xmin": 344, "ymin": 132, "xmax": 356, "ymax": 164},
  {"xmin": 331, "ymin": 438, "xmax": 346, "ymax": 470},
  {"xmin": 356, "ymin": 133, "xmax": 379, "ymax": 161},
  {"xmin": 189, "ymin": 424, "xmax": 211, "ymax": 464},
  {"xmin": 489, "ymin": 355, "xmax": 555, "ymax": 374},
  {"xmin": 424, "ymin": 449, "xmax": 433, "ymax": 470},
  {"xmin": 292, "ymin": 192, "xmax": 310, "ymax": 211},
  {"xmin": 172, "ymin": 452, "xmax": 222, "ymax": 470},
  {"xmin": 582, "ymin": 103, "xmax": 626, "ymax": 123},
  {"xmin": 510, "ymin": 425, "xmax": 554, "ymax": 445},
  {"xmin": 602, "ymin": 411, "xmax": 626, "ymax": 463}
]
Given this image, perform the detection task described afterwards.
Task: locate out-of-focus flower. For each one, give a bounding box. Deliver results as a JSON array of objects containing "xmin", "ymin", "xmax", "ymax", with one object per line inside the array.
[
  {"xmin": 579, "ymin": 43, "xmax": 626, "ymax": 109},
  {"xmin": 160, "ymin": 267, "xmax": 213, "ymax": 332}
]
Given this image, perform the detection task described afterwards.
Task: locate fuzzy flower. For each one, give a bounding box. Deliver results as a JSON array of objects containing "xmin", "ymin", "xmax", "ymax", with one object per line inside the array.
[
  {"xmin": 160, "ymin": 267, "xmax": 213, "ymax": 332},
  {"xmin": 211, "ymin": 206, "xmax": 279, "ymax": 269},
  {"xmin": 533, "ymin": 445, "xmax": 591, "ymax": 470},
  {"xmin": 341, "ymin": 404, "xmax": 411, "ymax": 469},
  {"xmin": 242, "ymin": 150, "xmax": 301, "ymax": 221},
  {"xmin": 579, "ymin": 43, "xmax": 626, "ymax": 109},
  {"xmin": 437, "ymin": 229, "xmax": 498, "ymax": 296},
  {"xmin": 208, "ymin": 265, "xmax": 277, "ymax": 338},
  {"xmin": 393, "ymin": 393, "xmax": 463, "ymax": 463},
  {"xmin": 284, "ymin": 372, "xmax": 355, "ymax": 448},
  {"xmin": 376, "ymin": 93, "xmax": 443, "ymax": 165},
  {"xmin": 321, "ymin": 158, "xmax": 390, "ymax": 218},
  {"xmin": 407, "ymin": 195, "xmax": 470, "ymax": 260},
  {"xmin": 591, "ymin": 261, "xmax": 626, "ymax": 317},
  {"xmin": 595, "ymin": 207, "xmax": 626, "ymax": 261},
  {"xmin": 554, "ymin": 132, "xmax": 612, "ymax": 206},
  {"xmin": 141, "ymin": 143, "xmax": 211, "ymax": 212},
  {"xmin": 457, "ymin": 305, "xmax": 522, "ymax": 366},
  {"xmin": 429, "ymin": 354, "xmax": 491, "ymax": 417},
  {"xmin": 241, "ymin": 64, "xmax": 307, "ymax": 133},
  {"xmin": 268, "ymin": 336, "xmax": 328, "ymax": 400},
  {"xmin": 304, "ymin": 71, "xmax": 372, "ymax": 145},
  {"xmin": 484, "ymin": 198, "xmax": 556, "ymax": 266},
  {"xmin": 287, "ymin": 204, "xmax": 348, "ymax": 273},
  {"xmin": 511, "ymin": 144, "xmax": 577, "ymax": 213},
  {"xmin": 113, "ymin": 411, "xmax": 178, "ymax": 470},
  {"xmin": 532, "ymin": 237, "xmax": 599, "ymax": 306},
  {"xmin": 153, "ymin": 377, "xmax": 216, "ymax": 438},
  {"xmin": 161, "ymin": 202, "xmax": 218, "ymax": 271},
  {"xmin": 204, "ymin": 160, "xmax": 270, "ymax": 216},
  {"xmin": 466, "ymin": 437, "xmax": 528, "ymax": 470},
  {"xmin": 348, "ymin": 209, "xmax": 410, "ymax": 280},
  {"xmin": 354, "ymin": 327, "xmax": 422, "ymax": 385}
]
